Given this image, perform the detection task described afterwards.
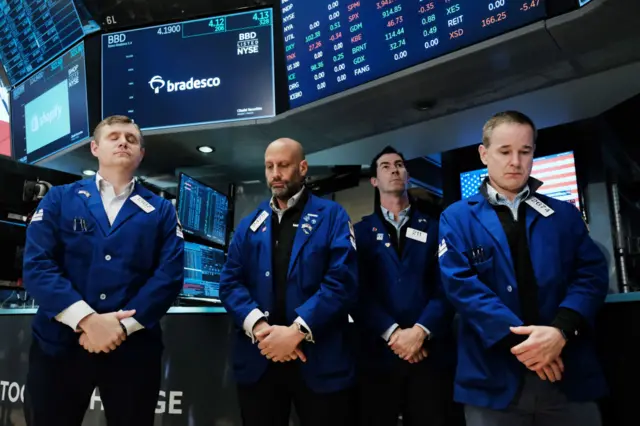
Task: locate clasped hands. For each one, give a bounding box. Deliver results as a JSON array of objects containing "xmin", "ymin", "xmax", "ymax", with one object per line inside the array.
[
  {"xmin": 76, "ymin": 310, "xmax": 136, "ymax": 354},
  {"xmin": 254, "ymin": 320, "xmax": 307, "ymax": 363},
  {"xmin": 388, "ymin": 325, "xmax": 429, "ymax": 364},
  {"xmin": 509, "ymin": 325, "xmax": 566, "ymax": 382}
]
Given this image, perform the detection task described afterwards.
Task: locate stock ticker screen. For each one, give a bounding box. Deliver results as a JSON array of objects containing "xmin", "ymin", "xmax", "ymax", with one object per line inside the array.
[
  {"xmin": 177, "ymin": 174, "xmax": 229, "ymax": 247},
  {"xmin": 182, "ymin": 241, "xmax": 226, "ymax": 300},
  {"xmin": 0, "ymin": 0, "xmax": 88, "ymax": 86},
  {"xmin": 282, "ymin": 0, "xmax": 546, "ymax": 108},
  {"xmin": 101, "ymin": 8, "xmax": 276, "ymax": 131},
  {"xmin": 10, "ymin": 42, "xmax": 90, "ymax": 164}
]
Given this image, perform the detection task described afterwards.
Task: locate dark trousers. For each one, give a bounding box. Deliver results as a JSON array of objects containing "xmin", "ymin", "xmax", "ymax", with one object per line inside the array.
[
  {"xmin": 358, "ymin": 359, "xmax": 462, "ymax": 426},
  {"xmin": 464, "ymin": 373, "xmax": 601, "ymax": 426},
  {"xmin": 237, "ymin": 362, "xmax": 355, "ymax": 426},
  {"xmin": 24, "ymin": 333, "xmax": 162, "ymax": 426}
]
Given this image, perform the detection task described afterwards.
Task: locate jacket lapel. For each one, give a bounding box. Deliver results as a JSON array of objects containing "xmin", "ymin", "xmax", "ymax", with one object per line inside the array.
[
  {"xmin": 288, "ymin": 195, "xmax": 325, "ymax": 278},
  {"xmin": 109, "ymin": 183, "xmax": 151, "ymax": 234},
  {"xmin": 79, "ymin": 179, "xmax": 110, "ymax": 237},
  {"xmin": 470, "ymin": 195, "xmax": 514, "ymax": 270},
  {"xmin": 367, "ymin": 213, "xmax": 401, "ymax": 267}
]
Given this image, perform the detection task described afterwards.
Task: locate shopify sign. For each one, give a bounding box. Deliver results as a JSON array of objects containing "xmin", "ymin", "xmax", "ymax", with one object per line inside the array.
[
  {"xmin": 24, "ymin": 80, "xmax": 71, "ymax": 154},
  {"xmin": 149, "ymin": 75, "xmax": 221, "ymax": 94}
]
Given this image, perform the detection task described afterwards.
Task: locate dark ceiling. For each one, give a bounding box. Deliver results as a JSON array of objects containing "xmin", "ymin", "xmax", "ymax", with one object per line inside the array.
[{"xmin": 42, "ymin": 0, "xmax": 640, "ymax": 193}]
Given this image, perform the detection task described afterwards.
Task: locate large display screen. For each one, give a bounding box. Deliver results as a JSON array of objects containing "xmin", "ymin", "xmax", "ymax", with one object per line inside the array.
[
  {"xmin": 0, "ymin": 79, "xmax": 9, "ymax": 157},
  {"xmin": 11, "ymin": 42, "xmax": 90, "ymax": 164},
  {"xmin": 177, "ymin": 174, "xmax": 229, "ymax": 248},
  {"xmin": 282, "ymin": 0, "xmax": 546, "ymax": 108},
  {"xmin": 182, "ymin": 241, "xmax": 226, "ymax": 302},
  {"xmin": 102, "ymin": 8, "xmax": 276, "ymax": 131},
  {"xmin": 0, "ymin": 0, "xmax": 97, "ymax": 86},
  {"xmin": 460, "ymin": 151, "xmax": 581, "ymax": 210}
]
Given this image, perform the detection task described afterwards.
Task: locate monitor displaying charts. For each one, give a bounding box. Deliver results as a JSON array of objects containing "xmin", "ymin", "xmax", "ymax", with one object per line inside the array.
[
  {"xmin": 181, "ymin": 241, "xmax": 226, "ymax": 302},
  {"xmin": 177, "ymin": 173, "xmax": 229, "ymax": 248},
  {"xmin": 10, "ymin": 42, "xmax": 89, "ymax": 164},
  {"xmin": 101, "ymin": 8, "xmax": 275, "ymax": 131},
  {"xmin": 459, "ymin": 151, "xmax": 581, "ymax": 210}
]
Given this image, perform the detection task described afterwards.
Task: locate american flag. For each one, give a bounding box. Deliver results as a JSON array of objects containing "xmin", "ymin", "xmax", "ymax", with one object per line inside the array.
[{"xmin": 460, "ymin": 151, "xmax": 580, "ymax": 210}]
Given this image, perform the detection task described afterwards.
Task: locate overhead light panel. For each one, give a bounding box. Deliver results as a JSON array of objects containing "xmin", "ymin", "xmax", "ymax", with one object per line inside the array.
[
  {"xmin": 82, "ymin": 169, "xmax": 96, "ymax": 176},
  {"xmin": 198, "ymin": 146, "xmax": 214, "ymax": 153}
]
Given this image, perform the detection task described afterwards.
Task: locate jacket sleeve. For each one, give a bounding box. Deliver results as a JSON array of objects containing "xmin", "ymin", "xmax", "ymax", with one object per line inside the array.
[
  {"xmin": 123, "ymin": 200, "xmax": 184, "ymax": 328},
  {"xmin": 354, "ymin": 227, "xmax": 397, "ymax": 336},
  {"xmin": 295, "ymin": 207, "xmax": 359, "ymax": 334},
  {"xmin": 416, "ymin": 248, "xmax": 455, "ymax": 338},
  {"xmin": 23, "ymin": 188, "xmax": 86, "ymax": 319},
  {"xmin": 219, "ymin": 225, "xmax": 261, "ymax": 330},
  {"xmin": 557, "ymin": 206, "xmax": 609, "ymax": 326},
  {"xmin": 438, "ymin": 209, "xmax": 523, "ymax": 348}
]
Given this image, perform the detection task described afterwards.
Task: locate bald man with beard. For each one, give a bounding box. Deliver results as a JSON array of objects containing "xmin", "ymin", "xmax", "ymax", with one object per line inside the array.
[{"xmin": 220, "ymin": 138, "xmax": 359, "ymax": 426}]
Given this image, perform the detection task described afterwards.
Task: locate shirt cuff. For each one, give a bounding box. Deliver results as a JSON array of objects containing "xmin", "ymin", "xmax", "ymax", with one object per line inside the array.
[
  {"xmin": 120, "ymin": 316, "xmax": 145, "ymax": 336},
  {"xmin": 415, "ymin": 323, "xmax": 432, "ymax": 339},
  {"xmin": 295, "ymin": 316, "xmax": 314, "ymax": 343},
  {"xmin": 55, "ymin": 301, "xmax": 95, "ymax": 331},
  {"xmin": 243, "ymin": 308, "xmax": 266, "ymax": 343},
  {"xmin": 382, "ymin": 323, "xmax": 399, "ymax": 342}
]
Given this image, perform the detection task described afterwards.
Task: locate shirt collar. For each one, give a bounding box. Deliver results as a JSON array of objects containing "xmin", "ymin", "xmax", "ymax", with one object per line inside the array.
[
  {"xmin": 96, "ymin": 173, "xmax": 136, "ymax": 197},
  {"xmin": 485, "ymin": 181, "xmax": 530, "ymax": 205},
  {"xmin": 380, "ymin": 204, "xmax": 411, "ymax": 222},
  {"xmin": 269, "ymin": 186, "xmax": 306, "ymax": 213}
]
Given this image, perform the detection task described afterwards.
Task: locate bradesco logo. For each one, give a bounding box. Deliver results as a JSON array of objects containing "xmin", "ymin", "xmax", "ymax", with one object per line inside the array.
[{"xmin": 148, "ymin": 75, "xmax": 221, "ymax": 94}]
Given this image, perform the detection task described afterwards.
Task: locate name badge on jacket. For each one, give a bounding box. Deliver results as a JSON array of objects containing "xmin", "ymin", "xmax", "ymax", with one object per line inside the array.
[
  {"xmin": 130, "ymin": 195, "xmax": 155, "ymax": 213},
  {"xmin": 525, "ymin": 196, "xmax": 554, "ymax": 217},
  {"xmin": 250, "ymin": 211, "xmax": 269, "ymax": 232},
  {"xmin": 406, "ymin": 227, "xmax": 427, "ymax": 243}
]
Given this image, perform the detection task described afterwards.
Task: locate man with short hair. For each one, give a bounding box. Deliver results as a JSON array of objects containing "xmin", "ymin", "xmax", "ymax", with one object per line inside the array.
[
  {"xmin": 220, "ymin": 138, "xmax": 358, "ymax": 426},
  {"xmin": 23, "ymin": 115, "xmax": 185, "ymax": 426},
  {"xmin": 439, "ymin": 111, "xmax": 608, "ymax": 426},
  {"xmin": 354, "ymin": 146, "xmax": 457, "ymax": 426}
]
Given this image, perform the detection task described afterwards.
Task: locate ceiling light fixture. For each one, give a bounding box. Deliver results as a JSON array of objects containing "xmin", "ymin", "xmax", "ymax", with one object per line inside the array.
[
  {"xmin": 197, "ymin": 146, "xmax": 214, "ymax": 154},
  {"xmin": 82, "ymin": 169, "xmax": 96, "ymax": 176}
]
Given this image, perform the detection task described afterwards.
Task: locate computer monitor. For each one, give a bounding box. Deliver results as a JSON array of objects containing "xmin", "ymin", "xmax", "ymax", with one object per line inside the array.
[
  {"xmin": 101, "ymin": 7, "xmax": 275, "ymax": 131},
  {"xmin": 459, "ymin": 151, "xmax": 582, "ymax": 210},
  {"xmin": 10, "ymin": 42, "xmax": 90, "ymax": 164},
  {"xmin": 0, "ymin": 0, "xmax": 96, "ymax": 86},
  {"xmin": 177, "ymin": 173, "xmax": 229, "ymax": 248},
  {"xmin": 181, "ymin": 241, "xmax": 226, "ymax": 302}
]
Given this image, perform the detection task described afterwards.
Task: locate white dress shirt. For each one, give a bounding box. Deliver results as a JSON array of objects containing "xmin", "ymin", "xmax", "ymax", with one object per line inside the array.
[
  {"xmin": 55, "ymin": 173, "xmax": 145, "ymax": 336},
  {"xmin": 243, "ymin": 187, "xmax": 314, "ymax": 343}
]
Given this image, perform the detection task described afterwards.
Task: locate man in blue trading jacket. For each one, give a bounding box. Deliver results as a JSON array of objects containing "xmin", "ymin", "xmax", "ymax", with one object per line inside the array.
[
  {"xmin": 23, "ymin": 115, "xmax": 185, "ymax": 426},
  {"xmin": 354, "ymin": 146, "xmax": 458, "ymax": 426},
  {"xmin": 438, "ymin": 111, "xmax": 608, "ymax": 426},
  {"xmin": 220, "ymin": 138, "xmax": 358, "ymax": 426}
]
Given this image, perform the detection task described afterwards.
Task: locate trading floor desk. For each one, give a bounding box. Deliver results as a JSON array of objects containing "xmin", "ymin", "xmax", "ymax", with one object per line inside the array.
[
  {"xmin": 0, "ymin": 297, "xmax": 637, "ymax": 426},
  {"xmin": 0, "ymin": 306, "xmax": 241, "ymax": 426}
]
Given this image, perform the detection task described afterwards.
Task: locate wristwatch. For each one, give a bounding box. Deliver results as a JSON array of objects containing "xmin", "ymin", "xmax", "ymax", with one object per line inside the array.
[{"xmin": 294, "ymin": 322, "xmax": 314, "ymax": 343}]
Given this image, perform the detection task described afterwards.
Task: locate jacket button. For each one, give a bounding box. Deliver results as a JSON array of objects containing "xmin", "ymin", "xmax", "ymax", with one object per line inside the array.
[
  {"xmin": 100, "ymin": 293, "xmax": 106, "ymax": 300},
  {"xmin": 507, "ymin": 285, "xmax": 513, "ymax": 293},
  {"xmin": 105, "ymin": 255, "xmax": 112, "ymax": 261},
  {"xmin": 265, "ymin": 271, "xmax": 270, "ymax": 277}
]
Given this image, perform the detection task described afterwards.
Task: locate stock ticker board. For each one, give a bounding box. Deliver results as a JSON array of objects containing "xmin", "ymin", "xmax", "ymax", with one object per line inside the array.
[
  {"xmin": 0, "ymin": 0, "xmax": 86, "ymax": 85},
  {"xmin": 282, "ymin": 0, "xmax": 546, "ymax": 108}
]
